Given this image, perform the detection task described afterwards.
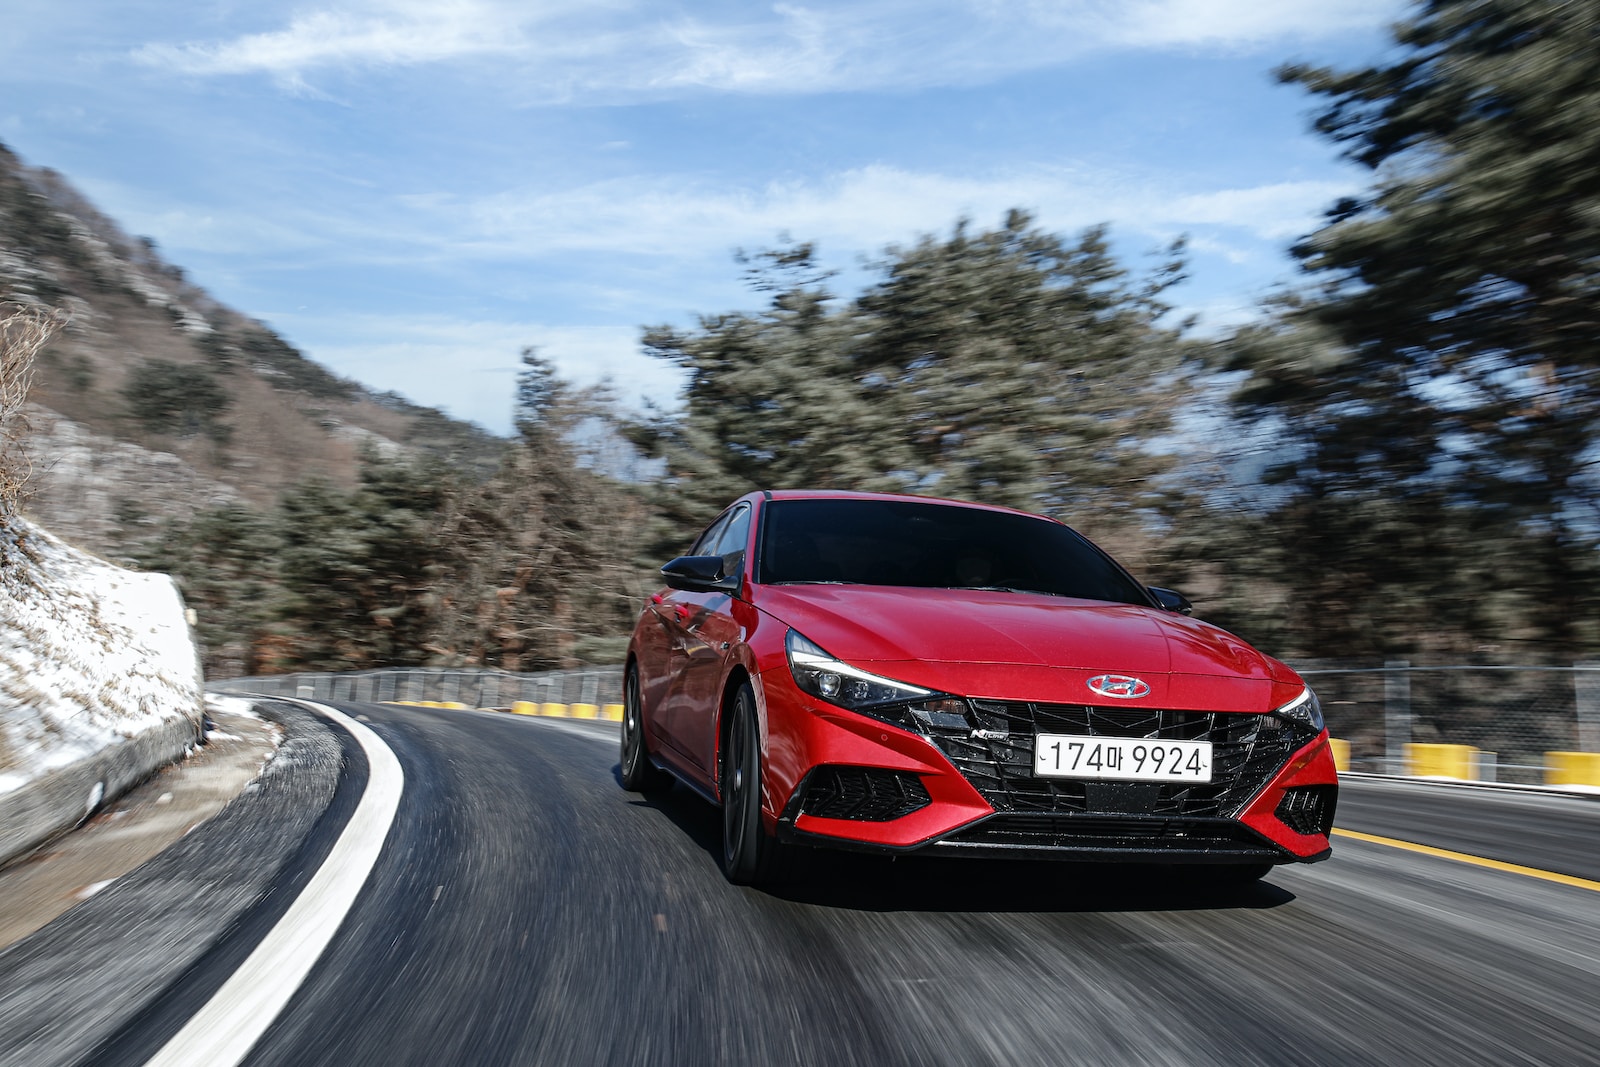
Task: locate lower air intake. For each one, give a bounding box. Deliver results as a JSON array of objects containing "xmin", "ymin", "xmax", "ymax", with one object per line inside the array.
[
  {"xmin": 1275, "ymin": 785, "xmax": 1337, "ymax": 837},
  {"xmin": 800, "ymin": 766, "xmax": 931, "ymax": 821}
]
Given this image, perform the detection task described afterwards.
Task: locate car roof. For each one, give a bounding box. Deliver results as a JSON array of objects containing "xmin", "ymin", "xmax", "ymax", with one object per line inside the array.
[{"xmin": 757, "ymin": 488, "xmax": 1059, "ymax": 523}]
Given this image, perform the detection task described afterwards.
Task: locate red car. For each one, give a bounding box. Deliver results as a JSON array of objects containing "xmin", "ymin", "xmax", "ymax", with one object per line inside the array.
[{"xmin": 622, "ymin": 490, "xmax": 1337, "ymax": 885}]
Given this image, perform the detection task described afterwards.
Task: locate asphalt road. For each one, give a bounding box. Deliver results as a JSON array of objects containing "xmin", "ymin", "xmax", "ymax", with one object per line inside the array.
[{"xmin": 14, "ymin": 701, "xmax": 1600, "ymax": 1066}]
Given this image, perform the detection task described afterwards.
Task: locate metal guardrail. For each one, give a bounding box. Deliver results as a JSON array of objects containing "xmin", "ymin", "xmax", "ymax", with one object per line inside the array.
[
  {"xmin": 216, "ymin": 666, "xmax": 622, "ymax": 709},
  {"xmin": 1299, "ymin": 662, "xmax": 1600, "ymax": 785},
  {"xmin": 215, "ymin": 662, "xmax": 1600, "ymax": 787}
]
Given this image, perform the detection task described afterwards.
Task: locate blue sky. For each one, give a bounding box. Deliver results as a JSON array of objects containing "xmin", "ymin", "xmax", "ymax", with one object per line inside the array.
[{"xmin": 2, "ymin": 1, "xmax": 1406, "ymax": 435}]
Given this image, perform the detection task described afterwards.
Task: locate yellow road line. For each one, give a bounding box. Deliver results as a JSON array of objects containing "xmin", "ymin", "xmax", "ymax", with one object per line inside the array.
[{"xmin": 1333, "ymin": 828, "xmax": 1600, "ymax": 893}]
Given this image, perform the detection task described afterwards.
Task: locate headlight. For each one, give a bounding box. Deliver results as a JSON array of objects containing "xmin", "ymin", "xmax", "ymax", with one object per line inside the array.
[
  {"xmin": 1273, "ymin": 687, "xmax": 1325, "ymax": 733},
  {"xmin": 786, "ymin": 629, "xmax": 936, "ymax": 711}
]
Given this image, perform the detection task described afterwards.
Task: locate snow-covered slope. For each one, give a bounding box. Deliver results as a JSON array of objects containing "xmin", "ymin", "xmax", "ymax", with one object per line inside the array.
[{"xmin": 0, "ymin": 517, "xmax": 203, "ymax": 866}]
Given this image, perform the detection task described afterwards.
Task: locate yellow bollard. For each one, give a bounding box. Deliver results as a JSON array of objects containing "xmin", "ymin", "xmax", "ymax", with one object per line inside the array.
[
  {"xmin": 511, "ymin": 701, "xmax": 538, "ymax": 716},
  {"xmin": 540, "ymin": 702, "xmax": 569, "ymax": 717},
  {"xmin": 440, "ymin": 701, "xmax": 468, "ymax": 710},
  {"xmin": 1328, "ymin": 738, "xmax": 1350, "ymax": 773},
  {"xmin": 1405, "ymin": 742, "xmax": 1479, "ymax": 780},
  {"xmin": 1546, "ymin": 751, "xmax": 1600, "ymax": 788},
  {"xmin": 571, "ymin": 703, "xmax": 599, "ymax": 719},
  {"xmin": 601, "ymin": 703, "xmax": 624, "ymax": 722}
]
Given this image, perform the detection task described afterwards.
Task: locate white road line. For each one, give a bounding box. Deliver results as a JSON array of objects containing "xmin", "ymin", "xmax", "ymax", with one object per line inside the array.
[{"xmin": 142, "ymin": 700, "xmax": 404, "ymax": 1067}]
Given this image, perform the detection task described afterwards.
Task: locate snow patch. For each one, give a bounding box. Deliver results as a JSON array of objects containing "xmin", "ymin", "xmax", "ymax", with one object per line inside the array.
[
  {"xmin": 205, "ymin": 694, "xmax": 259, "ymax": 719},
  {"xmin": 0, "ymin": 517, "xmax": 203, "ymax": 797}
]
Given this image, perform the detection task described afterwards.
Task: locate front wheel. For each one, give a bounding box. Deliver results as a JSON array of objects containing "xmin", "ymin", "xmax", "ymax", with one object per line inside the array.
[
  {"xmin": 619, "ymin": 666, "xmax": 672, "ymax": 793},
  {"xmin": 721, "ymin": 683, "xmax": 793, "ymax": 886}
]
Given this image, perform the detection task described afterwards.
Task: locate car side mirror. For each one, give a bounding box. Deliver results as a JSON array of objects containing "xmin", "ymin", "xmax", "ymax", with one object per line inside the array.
[
  {"xmin": 661, "ymin": 555, "xmax": 741, "ymax": 595},
  {"xmin": 1148, "ymin": 586, "xmax": 1193, "ymax": 616}
]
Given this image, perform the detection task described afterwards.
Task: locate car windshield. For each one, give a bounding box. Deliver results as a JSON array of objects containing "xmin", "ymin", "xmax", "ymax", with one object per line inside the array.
[{"xmin": 757, "ymin": 498, "xmax": 1150, "ymax": 605}]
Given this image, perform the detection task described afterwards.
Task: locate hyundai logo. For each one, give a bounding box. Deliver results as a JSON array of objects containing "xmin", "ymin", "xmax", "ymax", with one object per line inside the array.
[{"xmin": 1087, "ymin": 674, "xmax": 1150, "ymax": 699}]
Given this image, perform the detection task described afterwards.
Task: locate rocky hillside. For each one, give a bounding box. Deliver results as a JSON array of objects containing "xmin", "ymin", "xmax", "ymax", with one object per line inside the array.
[{"xmin": 0, "ymin": 142, "xmax": 503, "ymax": 561}]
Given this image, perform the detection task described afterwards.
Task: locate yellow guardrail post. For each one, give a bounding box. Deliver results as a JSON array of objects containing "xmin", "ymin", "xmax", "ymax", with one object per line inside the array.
[
  {"xmin": 570, "ymin": 703, "xmax": 599, "ymax": 719},
  {"xmin": 1546, "ymin": 751, "xmax": 1600, "ymax": 788},
  {"xmin": 601, "ymin": 703, "xmax": 624, "ymax": 722},
  {"xmin": 1328, "ymin": 738, "xmax": 1350, "ymax": 773},
  {"xmin": 1405, "ymin": 742, "xmax": 1479, "ymax": 780},
  {"xmin": 541, "ymin": 702, "xmax": 568, "ymax": 717},
  {"xmin": 511, "ymin": 701, "xmax": 538, "ymax": 716}
]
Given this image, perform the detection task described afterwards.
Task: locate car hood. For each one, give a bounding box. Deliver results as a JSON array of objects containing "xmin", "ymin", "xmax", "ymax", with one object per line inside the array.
[{"xmin": 757, "ymin": 585, "xmax": 1302, "ymax": 712}]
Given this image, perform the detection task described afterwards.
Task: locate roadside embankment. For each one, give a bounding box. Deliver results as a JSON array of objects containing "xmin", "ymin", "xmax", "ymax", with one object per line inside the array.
[{"xmin": 0, "ymin": 517, "xmax": 204, "ymax": 868}]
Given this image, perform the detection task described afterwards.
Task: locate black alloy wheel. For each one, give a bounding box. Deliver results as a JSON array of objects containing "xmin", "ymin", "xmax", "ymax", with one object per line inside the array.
[
  {"xmin": 721, "ymin": 683, "xmax": 787, "ymax": 885},
  {"xmin": 619, "ymin": 665, "xmax": 672, "ymax": 793}
]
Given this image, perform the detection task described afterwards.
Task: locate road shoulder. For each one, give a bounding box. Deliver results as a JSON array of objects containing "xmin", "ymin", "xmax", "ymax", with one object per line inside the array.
[{"xmin": 0, "ymin": 699, "xmax": 348, "ymax": 1067}]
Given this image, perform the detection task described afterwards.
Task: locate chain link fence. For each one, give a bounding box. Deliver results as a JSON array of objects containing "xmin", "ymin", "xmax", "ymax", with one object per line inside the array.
[
  {"xmin": 1301, "ymin": 662, "xmax": 1600, "ymax": 785},
  {"xmin": 215, "ymin": 666, "xmax": 623, "ymax": 710}
]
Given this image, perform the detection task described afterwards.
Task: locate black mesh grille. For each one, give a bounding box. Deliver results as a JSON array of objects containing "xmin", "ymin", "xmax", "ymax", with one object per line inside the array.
[
  {"xmin": 1275, "ymin": 784, "xmax": 1337, "ymax": 837},
  {"xmin": 940, "ymin": 814, "xmax": 1278, "ymax": 857},
  {"xmin": 800, "ymin": 766, "xmax": 931, "ymax": 821},
  {"xmin": 912, "ymin": 701, "xmax": 1311, "ymax": 818}
]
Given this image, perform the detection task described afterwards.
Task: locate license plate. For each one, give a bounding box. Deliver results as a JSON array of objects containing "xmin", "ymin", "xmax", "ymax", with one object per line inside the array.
[{"xmin": 1034, "ymin": 735, "xmax": 1212, "ymax": 783}]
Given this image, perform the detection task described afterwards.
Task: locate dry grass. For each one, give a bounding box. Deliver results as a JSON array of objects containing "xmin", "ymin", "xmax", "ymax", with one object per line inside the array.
[{"xmin": 0, "ymin": 305, "xmax": 61, "ymax": 520}]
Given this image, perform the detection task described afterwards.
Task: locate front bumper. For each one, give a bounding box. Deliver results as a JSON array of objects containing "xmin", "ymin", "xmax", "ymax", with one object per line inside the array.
[{"xmin": 758, "ymin": 666, "xmax": 1338, "ymax": 864}]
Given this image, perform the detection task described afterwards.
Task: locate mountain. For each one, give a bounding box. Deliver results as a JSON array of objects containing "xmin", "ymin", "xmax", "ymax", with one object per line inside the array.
[{"xmin": 0, "ymin": 141, "xmax": 505, "ymax": 560}]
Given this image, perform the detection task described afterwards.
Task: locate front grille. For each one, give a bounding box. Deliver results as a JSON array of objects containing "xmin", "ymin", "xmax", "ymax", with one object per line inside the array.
[
  {"xmin": 1275, "ymin": 784, "xmax": 1337, "ymax": 837},
  {"xmin": 799, "ymin": 766, "xmax": 931, "ymax": 821},
  {"xmin": 938, "ymin": 814, "xmax": 1279, "ymax": 857},
  {"xmin": 911, "ymin": 701, "xmax": 1310, "ymax": 819}
]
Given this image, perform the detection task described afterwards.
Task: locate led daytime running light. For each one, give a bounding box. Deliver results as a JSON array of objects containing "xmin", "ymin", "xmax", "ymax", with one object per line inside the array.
[{"xmin": 786, "ymin": 629, "xmax": 934, "ymax": 710}]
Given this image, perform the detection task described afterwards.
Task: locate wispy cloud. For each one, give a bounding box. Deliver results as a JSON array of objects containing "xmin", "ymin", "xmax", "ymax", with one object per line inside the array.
[
  {"xmin": 396, "ymin": 164, "xmax": 1351, "ymax": 264},
  {"xmin": 272, "ymin": 314, "xmax": 681, "ymax": 430},
  {"xmin": 95, "ymin": 159, "xmax": 1347, "ymax": 266},
  {"xmin": 133, "ymin": 0, "xmax": 1403, "ymax": 95},
  {"xmin": 136, "ymin": 1, "xmax": 530, "ymax": 78},
  {"xmin": 1166, "ymin": 180, "xmax": 1349, "ymax": 241},
  {"xmin": 1043, "ymin": 0, "xmax": 1399, "ymax": 50}
]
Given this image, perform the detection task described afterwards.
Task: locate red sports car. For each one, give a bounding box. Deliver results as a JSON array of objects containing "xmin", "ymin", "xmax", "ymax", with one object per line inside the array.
[{"xmin": 622, "ymin": 490, "xmax": 1337, "ymax": 885}]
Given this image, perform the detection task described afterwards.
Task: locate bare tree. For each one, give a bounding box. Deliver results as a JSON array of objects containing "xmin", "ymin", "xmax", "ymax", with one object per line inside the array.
[{"xmin": 0, "ymin": 305, "xmax": 61, "ymax": 522}]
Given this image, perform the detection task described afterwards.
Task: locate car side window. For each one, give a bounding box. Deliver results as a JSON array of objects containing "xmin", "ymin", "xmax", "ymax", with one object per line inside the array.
[
  {"xmin": 712, "ymin": 504, "xmax": 752, "ymax": 577},
  {"xmin": 690, "ymin": 512, "xmax": 732, "ymax": 557}
]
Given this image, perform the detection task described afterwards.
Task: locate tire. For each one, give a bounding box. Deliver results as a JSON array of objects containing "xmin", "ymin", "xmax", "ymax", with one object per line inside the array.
[
  {"xmin": 720, "ymin": 683, "xmax": 792, "ymax": 886},
  {"xmin": 619, "ymin": 665, "xmax": 673, "ymax": 794}
]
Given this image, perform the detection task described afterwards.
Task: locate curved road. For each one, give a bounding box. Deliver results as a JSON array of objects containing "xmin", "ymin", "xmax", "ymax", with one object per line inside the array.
[{"xmin": 14, "ymin": 700, "xmax": 1600, "ymax": 1066}]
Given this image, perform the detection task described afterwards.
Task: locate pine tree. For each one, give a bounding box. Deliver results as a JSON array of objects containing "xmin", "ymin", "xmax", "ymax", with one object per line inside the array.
[
  {"xmin": 436, "ymin": 362, "xmax": 650, "ymax": 670},
  {"xmin": 1219, "ymin": 0, "xmax": 1600, "ymax": 657},
  {"xmin": 630, "ymin": 212, "xmax": 1188, "ymax": 556},
  {"xmin": 135, "ymin": 503, "xmax": 279, "ymax": 676}
]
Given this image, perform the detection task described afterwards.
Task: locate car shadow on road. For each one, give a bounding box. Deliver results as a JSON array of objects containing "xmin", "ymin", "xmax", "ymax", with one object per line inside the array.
[{"xmin": 617, "ymin": 766, "xmax": 1296, "ymax": 915}]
